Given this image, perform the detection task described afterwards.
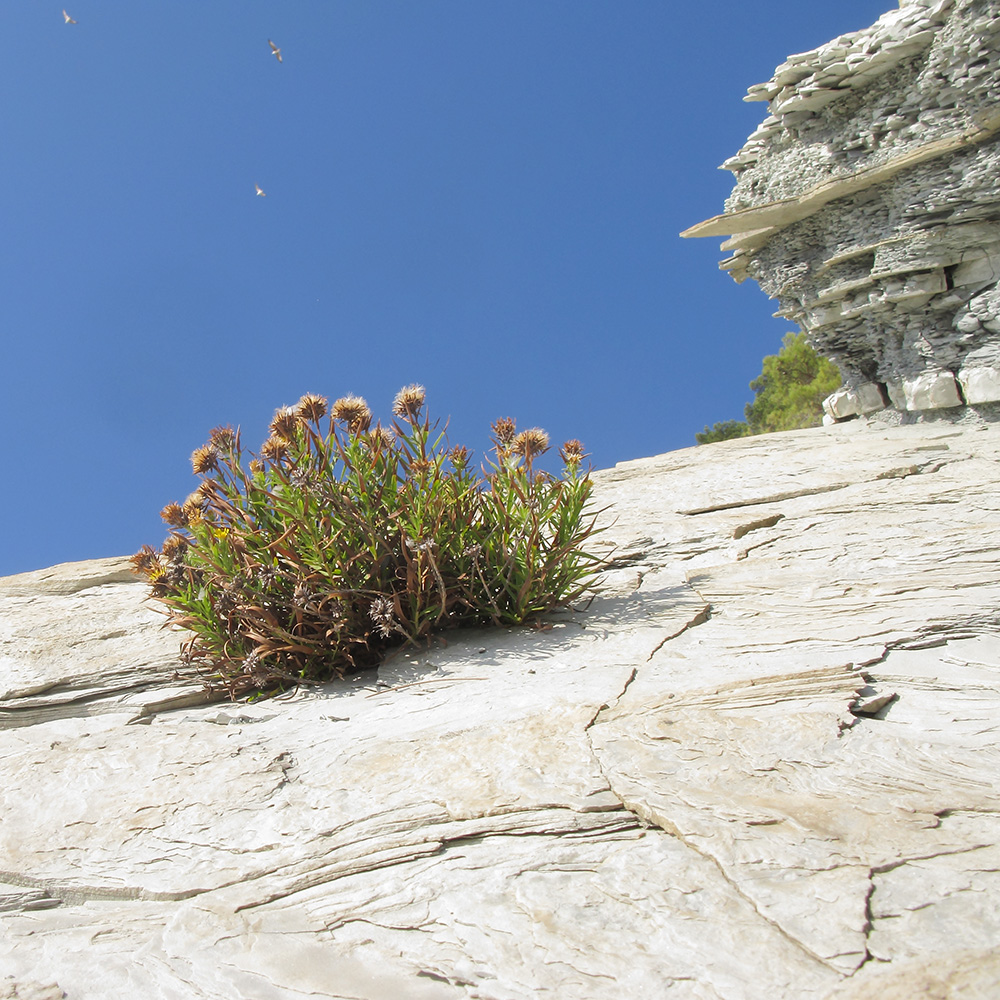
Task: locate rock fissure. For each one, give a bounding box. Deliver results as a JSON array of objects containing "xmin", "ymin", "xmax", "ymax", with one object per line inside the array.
[
  {"xmin": 645, "ymin": 604, "xmax": 712, "ymax": 661},
  {"xmin": 679, "ymin": 483, "xmax": 855, "ymax": 515},
  {"xmin": 234, "ymin": 808, "xmax": 642, "ymax": 913},
  {"xmin": 633, "ymin": 804, "xmax": 844, "ymax": 973},
  {"xmin": 0, "ymin": 871, "xmax": 209, "ymax": 906},
  {"xmin": 870, "ymin": 841, "xmax": 997, "ymax": 877}
]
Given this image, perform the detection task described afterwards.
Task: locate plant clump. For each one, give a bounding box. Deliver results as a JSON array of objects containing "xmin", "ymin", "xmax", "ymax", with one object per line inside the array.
[{"xmin": 131, "ymin": 387, "xmax": 600, "ymax": 698}]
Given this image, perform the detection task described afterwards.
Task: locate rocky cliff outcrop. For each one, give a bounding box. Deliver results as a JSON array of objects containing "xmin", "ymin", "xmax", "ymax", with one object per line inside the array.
[
  {"xmin": 2, "ymin": 420, "xmax": 999, "ymax": 998},
  {"xmin": 684, "ymin": 0, "xmax": 1000, "ymax": 422}
]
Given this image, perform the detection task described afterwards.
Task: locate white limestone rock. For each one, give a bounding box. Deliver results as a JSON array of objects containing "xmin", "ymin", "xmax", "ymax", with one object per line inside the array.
[
  {"xmin": 901, "ymin": 369, "xmax": 963, "ymax": 409},
  {"xmin": 959, "ymin": 363, "xmax": 1000, "ymax": 402},
  {"xmin": 686, "ymin": 0, "xmax": 1000, "ymax": 421},
  {"xmin": 1, "ymin": 420, "xmax": 999, "ymax": 998},
  {"xmin": 823, "ymin": 382, "xmax": 885, "ymax": 420}
]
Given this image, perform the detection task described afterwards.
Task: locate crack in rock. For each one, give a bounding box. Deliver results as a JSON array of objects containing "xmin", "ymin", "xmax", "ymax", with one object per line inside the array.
[{"xmin": 645, "ymin": 604, "xmax": 713, "ymax": 661}]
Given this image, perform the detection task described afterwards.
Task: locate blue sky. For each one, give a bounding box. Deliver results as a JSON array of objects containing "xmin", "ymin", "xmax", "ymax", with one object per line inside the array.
[{"xmin": 0, "ymin": 1, "xmax": 891, "ymax": 576}]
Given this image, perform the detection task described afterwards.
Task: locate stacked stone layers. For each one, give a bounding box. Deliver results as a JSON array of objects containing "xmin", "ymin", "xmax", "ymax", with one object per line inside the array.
[{"xmin": 684, "ymin": 0, "xmax": 1000, "ymax": 420}]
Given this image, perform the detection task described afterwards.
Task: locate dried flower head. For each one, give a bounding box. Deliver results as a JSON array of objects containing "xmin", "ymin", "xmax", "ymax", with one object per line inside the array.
[
  {"xmin": 491, "ymin": 417, "xmax": 517, "ymax": 446},
  {"xmin": 293, "ymin": 580, "xmax": 316, "ymax": 611},
  {"xmin": 183, "ymin": 489, "xmax": 207, "ymax": 512},
  {"xmin": 449, "ymin": 444, "xmax": 469, "ymax": 469},
  {"xmin": 366, "ymin": 425, "xmax": 395, "ymax": 451},
  {"xmin": 559, "ymin": 439, "xmax": 586, "ymax": 465},
  {"xmin": 369, "ymin": 596, "xmax": 397, "ymax": 638},
  {"xmin": 162, "ymin": 534, "xmax": 189, "ymax": 563},
  {"xmin": 209, "ymin": 425, "xmax": 237, "ymax": 451},
  {"xmin": 392, "ymin": 384, "xmax": 426, "ymax": 421},
  {"xmin": 405, "ymin": 536, "xmax": 436, "ymax": 554},
  {"xmin": 182, "ymin": 489, "xmax": 209, "ymax": 526},
  {"xmin": 149, "ymin": 568, "xmax": 175, "ymax": 597},
  {"xmin": 512, "ymin": 428, "xmax": 550, "ymax": 462},
  {"xmin": 408, "ymin": 457, "xmax": 433, "ymax": 477},
  {"xmin": 240, "ymin": 649, "xmax": 263, "ymax": 683},
  {"xmin": 289, "ymin": 468, "xmax": 313, "ymax": 490},
  {"xmin": 270, "ymin": 406, "xmax": 301, "ymax": 442},
  {"xmin": 217, "ymin": 576, "xmax": 246, "ymax": 613},
  {"xmin": 160, "ymin": 502, "xmax": 188, "ymax": 528},
  {"xmin": 128, "ymin": 545, "xmax": 161, "ymax": 577},
  {"xmin": 331, "ymin": 395, "xmax": 372, "ymax": 432},
  {"xmin": 249, "ymin": 459, "xmax": 264, "ymax": 475},
  {"xmin": 191, "ymin": 444, "xmax": 220, "ymax": 475},
  {"xmin": 260, "ymin": 436, "xmax": 288, "ymax": 463},
  {"xmin": 295, "ymin": 393, "xmax": 328, "ymax": 423}
]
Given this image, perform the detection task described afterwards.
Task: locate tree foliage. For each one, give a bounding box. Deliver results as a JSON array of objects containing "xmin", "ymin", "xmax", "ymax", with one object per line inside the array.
[
  {"xmin": 695, "ymin": 333, "xmax": 841, "ymax": 444},
  {"xmin": 745, "ymin": 332, "xmax": 842, "ymax": 434},
  {"xmin": 695, "ymin": 420, "xmax": 751, "ymax": 445}
]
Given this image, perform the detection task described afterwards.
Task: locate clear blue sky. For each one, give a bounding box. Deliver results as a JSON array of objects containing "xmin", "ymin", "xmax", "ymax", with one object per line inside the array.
[{"xmin": 1, "ymin": 1, "xmax": 891, "ymax": 576}]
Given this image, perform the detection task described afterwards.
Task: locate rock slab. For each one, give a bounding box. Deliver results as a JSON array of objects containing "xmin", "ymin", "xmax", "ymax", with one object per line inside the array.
[{"xmin": 1, "ymin": 420, "xmax": 999, "ymax": 998}]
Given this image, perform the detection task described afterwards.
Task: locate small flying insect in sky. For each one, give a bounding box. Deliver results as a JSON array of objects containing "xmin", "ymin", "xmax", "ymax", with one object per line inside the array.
[
  {"xmin": 255, "ymin": 185, "xmax": 266, "ymax": 197},
  {"xmin": 62, "ymin": 10, "xmax": 77, "ymax": 24},
  {"xmin": 268, "ymin": 40, "xmax": 283, "ymax": 63}
]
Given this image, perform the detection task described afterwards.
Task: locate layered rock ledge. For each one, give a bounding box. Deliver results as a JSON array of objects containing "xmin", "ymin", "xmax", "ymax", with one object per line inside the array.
[
  {"xmin": 1, "ymin": 420, "xmax": 999, "ymax": 998},
  {"xmin": 683, "ymin": 0, "xmax": 1000, "ymax": 422}
]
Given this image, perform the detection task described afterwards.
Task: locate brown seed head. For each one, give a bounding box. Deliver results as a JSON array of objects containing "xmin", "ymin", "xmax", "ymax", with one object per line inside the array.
[
  {"xmin": 149, "ymin": 568, "xmax": 174, "ymax": 596},
  {"xmin": 367, "ymin": 425, "xmax": 395, "ymax": 451},
  {"xmin": 191, "ymin": 444, "xmax": 220, "ymax": 475},
  {"xmin": 162, "ymin": 534, "xmax": 189, "ymax": 562},
  {"xmin": 559, "ymin": 439, "xmax": 586, "ymax": 465},
  {"xmin": 449, "ymin": 444, "xmax": 469, "ymax": 469},
  {"xmin": 183, "ymin": 489, "xmax": 208, "ymax": 512},
  {"xmin": 491, "ymin": 417, "xmax": 517, "ymax": 446},
  {"xmin": 369, "ymin": 595, "xmax": 397, "ymax": 638},
  {"xmin": 160, "ymin": 501, "xmax": 188, "ymax": 527},
  {"xmin": 331, "ymin": 395, "xmax": 372, "ymax": 432},
  {"xmin": 408, "ymin": 457, "xmax": 433, "ymax": 477},
  {"xmin": 260, "ymin": 436, "xmax": 288, "ymax": 463},
  {"xmin": 128, "ymin": 545, "xmax": 161, "ymax": 577},
  {"xmin": 512, "ymin": 428, "xmax": 550, "ymax": 462},
  {"xmin": 209, "ymin": 425, "xmax": 237, "ymax": 451},
  {"xmin": 182, "ymin": 489, "xmax": 210, "ymax": 527},
  {"xmin": 249, "ymin": 458, "xmax": 265, "ymax": 475},
  {"xmin": 295, "ymin": 393, "xmax": 328, "ymax": 423},
  {"xmin": 392, "ymin": 384, "xmax": 426, "ymax": 421},
  {"xmin": 270, "ymin": 406, "xmax": 301, "ymax": 442}
]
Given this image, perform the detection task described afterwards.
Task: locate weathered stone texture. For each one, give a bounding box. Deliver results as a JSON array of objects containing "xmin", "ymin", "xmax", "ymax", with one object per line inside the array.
[
  {"xmin": 684, "ymin": 0, "xmax": 1000, "ymax": 418},
  {"xmin": 1, "ymin": 420, "xmax": 999, "ymax": 998}
]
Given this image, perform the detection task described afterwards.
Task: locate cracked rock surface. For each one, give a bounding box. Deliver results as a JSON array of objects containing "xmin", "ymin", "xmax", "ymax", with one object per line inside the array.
[{"xmin": 1, "ymin": 420, "xmax": 999, "ymax": 998}]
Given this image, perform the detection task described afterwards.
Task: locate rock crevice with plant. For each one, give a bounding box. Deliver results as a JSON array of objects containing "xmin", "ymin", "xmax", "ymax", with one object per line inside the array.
[{"xmin": 131, "ymin": 386, "xmax": 600, "ymax": 697}]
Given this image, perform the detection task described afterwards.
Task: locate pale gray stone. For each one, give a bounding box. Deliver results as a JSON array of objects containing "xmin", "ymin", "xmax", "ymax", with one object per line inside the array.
[
  {"xmin": 959, "ymin": 363, "xmax": 1000, "ymax": 402},
  {"xmin": 685, "ymin": 0, "xmax": 1000, "ymax": 423},
  {"xmin": 901, "ymin": 369, "xmax": 963, "ymax": 409}
]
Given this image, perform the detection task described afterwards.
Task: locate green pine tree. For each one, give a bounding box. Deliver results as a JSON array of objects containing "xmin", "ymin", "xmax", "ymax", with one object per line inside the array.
[
  {"xmin": 695, "ymin": 420, "xmax": 752, "ymax": 445},
  {"xmin": 695, "ymin": 332, "xmax": 841, "ymax": 444},
  {"xmin": 744, "ymin": 332, "xmax": 841, "ymax": 434}
]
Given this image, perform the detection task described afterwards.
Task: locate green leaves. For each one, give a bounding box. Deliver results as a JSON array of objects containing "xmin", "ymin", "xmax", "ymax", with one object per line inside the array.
[
  {"xmin": 745, "ymin": 332, "xmax": 842, "ymax": 434},
  {"xmin": 695, "ymin": 333, "xmax": 842, "ymax": 445},
  {"xmin": 132, "ymin": 391, "xmax": 600, "ymax": 698}
]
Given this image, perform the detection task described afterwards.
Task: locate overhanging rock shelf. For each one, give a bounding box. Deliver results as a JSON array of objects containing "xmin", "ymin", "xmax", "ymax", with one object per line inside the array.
[{"xmin": 683, "ymin": 0, "xmax": 1000, "ymax": 421}]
